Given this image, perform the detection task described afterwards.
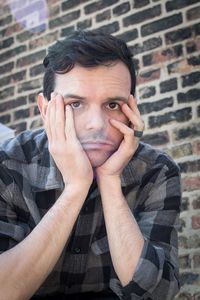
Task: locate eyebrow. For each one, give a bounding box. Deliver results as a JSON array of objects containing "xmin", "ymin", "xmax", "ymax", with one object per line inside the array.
[{"xmin": 62, "ymin": 93, "xmax": 128, "ymax": 103}]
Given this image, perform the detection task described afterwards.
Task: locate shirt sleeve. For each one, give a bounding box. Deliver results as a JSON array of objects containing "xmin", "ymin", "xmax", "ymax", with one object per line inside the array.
[
  {"xmin": 0, "ymin": 164, "xmax": 30, "ymax": 253},
  {"xmin": 109, "ymin": 157, "xmax": 181, "ymax": 300}
]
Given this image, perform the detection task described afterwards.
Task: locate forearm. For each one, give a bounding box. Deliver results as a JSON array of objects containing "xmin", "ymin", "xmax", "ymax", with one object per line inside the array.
[
  {"xmin": 0, "ymin": 184, "xmax": 89, "ymax": 300},
  {"xmin": 98, "ymin": 175, "xmax": 144, "ymax": 287}
]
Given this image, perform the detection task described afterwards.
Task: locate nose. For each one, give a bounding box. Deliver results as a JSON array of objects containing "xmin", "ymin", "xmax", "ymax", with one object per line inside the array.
[{"xmin": 85, "ymin": 106, "xmax": 107, "ymax": 132}]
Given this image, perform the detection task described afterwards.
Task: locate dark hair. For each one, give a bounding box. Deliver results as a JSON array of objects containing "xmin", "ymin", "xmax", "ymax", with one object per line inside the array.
[{"xmin": 43, "ymin": 30, "xmax": 136, "ymax": 100}]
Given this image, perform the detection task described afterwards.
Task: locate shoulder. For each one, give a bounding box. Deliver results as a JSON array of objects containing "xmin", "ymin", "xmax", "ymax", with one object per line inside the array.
[
  {"xmin": 133, "ymin": 142, "xmax": 179, "ymax": 172},
  {"xmin": 0, "ymin": 128, "xmax": 47, "ymax": 164}
]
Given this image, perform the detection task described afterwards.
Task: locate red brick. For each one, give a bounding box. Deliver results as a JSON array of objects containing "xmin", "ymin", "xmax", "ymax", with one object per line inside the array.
[
  {"xmin": 192, "ymin": 215, "xmax": 200, "ymax": 229},
  {"xmin": 192, "ymin": 196, "xmax": 200, "ymax": 209},
  {"xmin": 182, "ymin": 176, "xmax": 200, "ymax": 192},
  {"xmin": 193, "ymin": 140, "xmax": 200, "ymax": 155},
  {"xmin": 137, "ymin": 68, "xmax": 160, "ymax": 85}
]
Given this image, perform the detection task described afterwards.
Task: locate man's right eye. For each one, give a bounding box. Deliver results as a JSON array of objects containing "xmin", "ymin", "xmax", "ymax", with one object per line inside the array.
[{"xmin": 70, "ymin": 102, "xmax": 81, "ymax": 109}]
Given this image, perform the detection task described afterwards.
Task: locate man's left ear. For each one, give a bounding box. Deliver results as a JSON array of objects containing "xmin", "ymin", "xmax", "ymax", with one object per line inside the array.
[{"xmin": 37, "ymin": 93, "xmax": 48, "ymax": 122}]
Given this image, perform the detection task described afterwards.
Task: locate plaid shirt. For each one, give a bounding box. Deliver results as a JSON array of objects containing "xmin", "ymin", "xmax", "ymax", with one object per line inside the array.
[{"xmin": 0, "ymin": 129, "xmax": 181, "ymax": 300}]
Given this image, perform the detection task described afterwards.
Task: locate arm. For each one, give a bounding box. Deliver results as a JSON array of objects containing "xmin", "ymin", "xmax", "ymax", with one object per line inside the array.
[
  {"xmin": 96, "ymin": 96, "xmax": 181, "ymax": 299},
  {"xmin": 0, "ymin": 94, "xmax": 93, "ymax": 300}
]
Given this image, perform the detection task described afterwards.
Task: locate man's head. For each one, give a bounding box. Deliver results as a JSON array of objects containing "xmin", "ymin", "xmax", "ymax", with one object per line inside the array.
[
  {"xmin": 38, "ymin": 30, "xmax": 137, "ymax": 167},
  {"xmin": 42, "ymin": 30, "xmax": 136, "ymax": 101}
]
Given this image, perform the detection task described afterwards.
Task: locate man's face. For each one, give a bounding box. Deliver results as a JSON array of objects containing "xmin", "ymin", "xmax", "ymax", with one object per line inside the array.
[{"xmin": 54, "ymin": 61, "xmax": 131, "ymax": 167}]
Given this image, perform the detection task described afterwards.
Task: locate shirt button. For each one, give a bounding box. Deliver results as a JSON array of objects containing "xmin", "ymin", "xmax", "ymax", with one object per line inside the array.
[{"xmin": 74, "ymin": 247, "xmax": 81, "ymax": 254}]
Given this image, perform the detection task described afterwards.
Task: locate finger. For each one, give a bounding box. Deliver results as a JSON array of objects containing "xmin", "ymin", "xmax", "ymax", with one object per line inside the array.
[
  {"xmin": 122, "ymin": 103, "xmax": 144, "ymax": 131},
  {"xmin": 55, "ymin": 94, "xmax": 65, "ymax": 141},
  {"xmin": 65, "ymin": 105, "xmax": 77, "ymax": 140},
  {"xmin": 128, "ymin": 95, "xmax": 141, "ymax": 118},
  {"xmin": 110, "ymin": 119, "xmax": 135, "ymax": 145},
  {"xmin": 45, "ymin": 99, "xmax": 52, "ymax": 142},
  {"xmin": 49, "ymin": 95, "xmax": 57, "ymax": 140}
]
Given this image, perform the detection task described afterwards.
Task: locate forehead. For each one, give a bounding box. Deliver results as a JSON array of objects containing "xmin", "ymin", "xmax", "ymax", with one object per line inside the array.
[{"xmin": 55, "ymin": 61, "xmax": 131, "ymax": 99}]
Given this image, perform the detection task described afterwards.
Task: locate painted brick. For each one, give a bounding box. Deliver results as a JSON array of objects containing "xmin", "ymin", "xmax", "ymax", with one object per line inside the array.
[
  {"xmin": 182, "ymin": 71, "xmax": 200, "ymax": 87},
  {"xmin": 166, "ymin": 0, "xmax": 200, "ymax": 11},
  {"xmin": 17, "ymin": 79, "xmax": 42, "ymax": 93},
  {"xmin": 113, "ymin": 2, "xmax": 130, "ymax": 16},
  {"xmin": 192, "ymin": 195, "xmax": 200, "ymax": 210},
  {"xmin": 181, "ymin": 197, "xmax": 190, "ymax": 211},
  {"xmin": 177, "ymin": 89, "xmax": 200, "ymax": 103},
  {"xmin": 0, "ymin": 37, "xmax": 14, "ymax": 50},
  {"xmin": 179, "ymin": 159, "xmax": 200, "ymax": 173},
  {"xmin": 165, "ymin": 27, "xmax": 192, "ymax": 45},
  {"xmin": 179, "ymin": 234, "xmax": 200, "ymax": 249},
  {"xmin": 61, "ymin": 26, "xmax": 75, "ymax": 37},
  {"xmin": 0, "ymin": 97, "xmax": 27, "ymax": 113},
  {"xmin": 96, "ymin": 10, "xmax": 111, "ymax": 22},
  {"xmin": 188, "ymin": 55, "xmax": 200, "ymax": 67},
  {"xmin": 16, "ymin": 50, "xmax": 46, "ymax": 68},
  {"xmin": 141, "ymin": 131, "xmax": 169, "ymax": 146},
  {"xmin": 149, "ymin": 107, "xmax": 192, "ymax": 128},
  {"xmin": 176, "ymin": 292, "xmax": 192, "ymax": 300},
  {"xmin": 0, "ymin": 71, "xmax": 26, "ymax": 88},
  {"xmin": 62, "ymin": 0, "xmax": 90, "ymax": 11},
  {"xmin": 174, "ymin": 123, "xmax": 200, "ymax": 140},
  {"xmin": 96, "ymin": 22, "xmax": 119, "ymax": 34},
  {"xmin": 0, "ymin": 62, "xmax": 14, "ymax": 75},
  {"xmin": 193, "ymin": 254, "xmax": 200, "ymax": 268},
  {"xmin": 160, "ymin": 78, "xmax": 177, "ymax": 93},
  {"xmin": 180, "ymin": 254, "xmax": 191, "ymax": 269},
  {"xmin": 123, "ymin": 5, "xmax": 161, "ymax": 27},
  {"xmin": 49, "ymin": 11, "xmax": 80, "ymax": 29},
  {"xmin": 141, "ymin": 13, "xmax": 182, "ymax": 37},
  {"xmin": 0, "ymin": 87, "xmax": 15, "ymax": 100},
  {"xmin": 14, "ymin": 108, "xmax": 30, "ymax": 121},
  {"xmin": 180, "ymin": 272, "xmax": 200, "ymax": 286},
  {"xmin": 0, "ymin": 15, "xmax": 12, "ymax": 27},
  {"xmin": 30, "ymin": 64, "xmax": 45, "ymax": 77},
  {"xmin": 131, "ymin": 37, "xmax": 162, "ymax": 56},
  {"xmin": 133, "ymin": 0, "xmax": 150, "ymax": 8},
  {"xmin": 169, "ymin": 143, "xmax": 193, "ymax": 159},
  {"xmin": 138, "ymin": 97, "xmax": 173, "ymax": 114},
  {"xmin": 0, "ymin": 114, "xmax": 11, "ymax": 124},
  {"xmin": 0, "ymin": 45, "xmax": 26, "ymax": 63},
  {"xmin": 143, "ymin": 45, "xmax": 183, "ymax": 66},
  {"xmin": 29, "ymin": 32, "xmax": 59, "ymax": 50},
  {"xmin": 139, "ymin": 86, "xmax": 156, "ymax": 99},
  {"xmin": 187, "ymin": 5, "xmax": 200, "ymax": 21},
  {"xmin": 84, "ymin": 0, "xmax": 119, "ymax": 15},
  {"xmin": 116, "ymin": 29, "xmax": 138, "ymax": 43}
]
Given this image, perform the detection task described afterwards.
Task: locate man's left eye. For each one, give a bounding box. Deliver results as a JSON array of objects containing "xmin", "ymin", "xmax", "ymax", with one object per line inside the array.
[{"xmin": 107, "ymin": 102, "xmax": 120, "ymax": 110}]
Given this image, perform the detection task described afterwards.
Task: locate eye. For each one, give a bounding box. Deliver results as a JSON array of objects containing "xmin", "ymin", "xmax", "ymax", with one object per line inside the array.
[
  {"xmin": 70, "ymin": 101, "xmax": 81, "ymax": 109},
  {"xmin": 106, "ymin": 102, "xmax": 121, "ymax": 110}
]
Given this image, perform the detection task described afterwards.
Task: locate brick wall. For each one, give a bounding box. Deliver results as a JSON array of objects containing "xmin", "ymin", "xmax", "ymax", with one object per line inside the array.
[{"xmin": 0, "ymin": 0, "xmax": 200, "ymax": 298}]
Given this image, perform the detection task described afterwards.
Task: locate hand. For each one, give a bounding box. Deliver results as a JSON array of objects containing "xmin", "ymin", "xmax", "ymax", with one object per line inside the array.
[
  {"xmin": 45, "ymin": 93, "xmax": 93, "ymax": 188},
  {"xmin": 95, "ymin": 95, "xmax": 144, "ymax": 179}
]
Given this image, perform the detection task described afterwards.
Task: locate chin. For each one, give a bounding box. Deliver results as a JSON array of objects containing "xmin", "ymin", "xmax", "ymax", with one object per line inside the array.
[{"xmin": 85, "ymin": 150, "xmax": 111, "ymax": 168}]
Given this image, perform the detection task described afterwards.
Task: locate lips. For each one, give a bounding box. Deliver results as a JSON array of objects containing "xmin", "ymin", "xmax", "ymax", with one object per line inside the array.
[{"xmin": 81, "ymin": 141, "xmax": 114, "ymax": 150}]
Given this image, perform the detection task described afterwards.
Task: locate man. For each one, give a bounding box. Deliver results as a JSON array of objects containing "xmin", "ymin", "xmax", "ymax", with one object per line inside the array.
[{"xmin": 0, "ymin": 30, "xmax": 181, "ymax": 300}]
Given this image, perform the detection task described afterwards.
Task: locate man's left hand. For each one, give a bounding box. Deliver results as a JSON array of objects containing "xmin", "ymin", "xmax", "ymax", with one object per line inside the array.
[{"xmin": 95, "ymin": 95, "xmax": 144, "ymax": 178}]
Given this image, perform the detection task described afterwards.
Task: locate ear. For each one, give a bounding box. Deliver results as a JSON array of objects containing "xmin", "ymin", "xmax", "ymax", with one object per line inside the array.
[{"xmin": 37, "ymin": 93, "xmax": 48, "ymax": 122}]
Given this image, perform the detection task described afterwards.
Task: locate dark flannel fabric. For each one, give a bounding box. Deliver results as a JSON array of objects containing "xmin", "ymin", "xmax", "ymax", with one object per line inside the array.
[{"xmin": 0, "ymin": 129, "xmax": 181, "ymax": 300}]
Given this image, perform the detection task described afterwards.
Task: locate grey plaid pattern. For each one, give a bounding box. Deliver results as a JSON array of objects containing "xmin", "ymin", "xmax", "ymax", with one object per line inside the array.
[{"xmin": 0, "ymin": 129, "xmax": 181, "ymax": 300}]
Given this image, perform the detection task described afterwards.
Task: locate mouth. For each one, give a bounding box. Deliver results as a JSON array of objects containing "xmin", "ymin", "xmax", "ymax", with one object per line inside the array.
[{"xmin": 81, "ymin": 141, "xmax": 114, "ymax": 150}]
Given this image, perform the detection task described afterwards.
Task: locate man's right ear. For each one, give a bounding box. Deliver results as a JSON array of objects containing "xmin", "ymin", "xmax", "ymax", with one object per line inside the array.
[{"xmin": 37, "ymin": 93, "xmax": 48, "ymax": 122}]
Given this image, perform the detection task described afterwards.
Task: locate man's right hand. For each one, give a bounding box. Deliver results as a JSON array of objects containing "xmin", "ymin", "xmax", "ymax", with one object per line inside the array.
[{"xmin": 45, "ymin": 92, "xmax": 93, "ymax": 189}]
